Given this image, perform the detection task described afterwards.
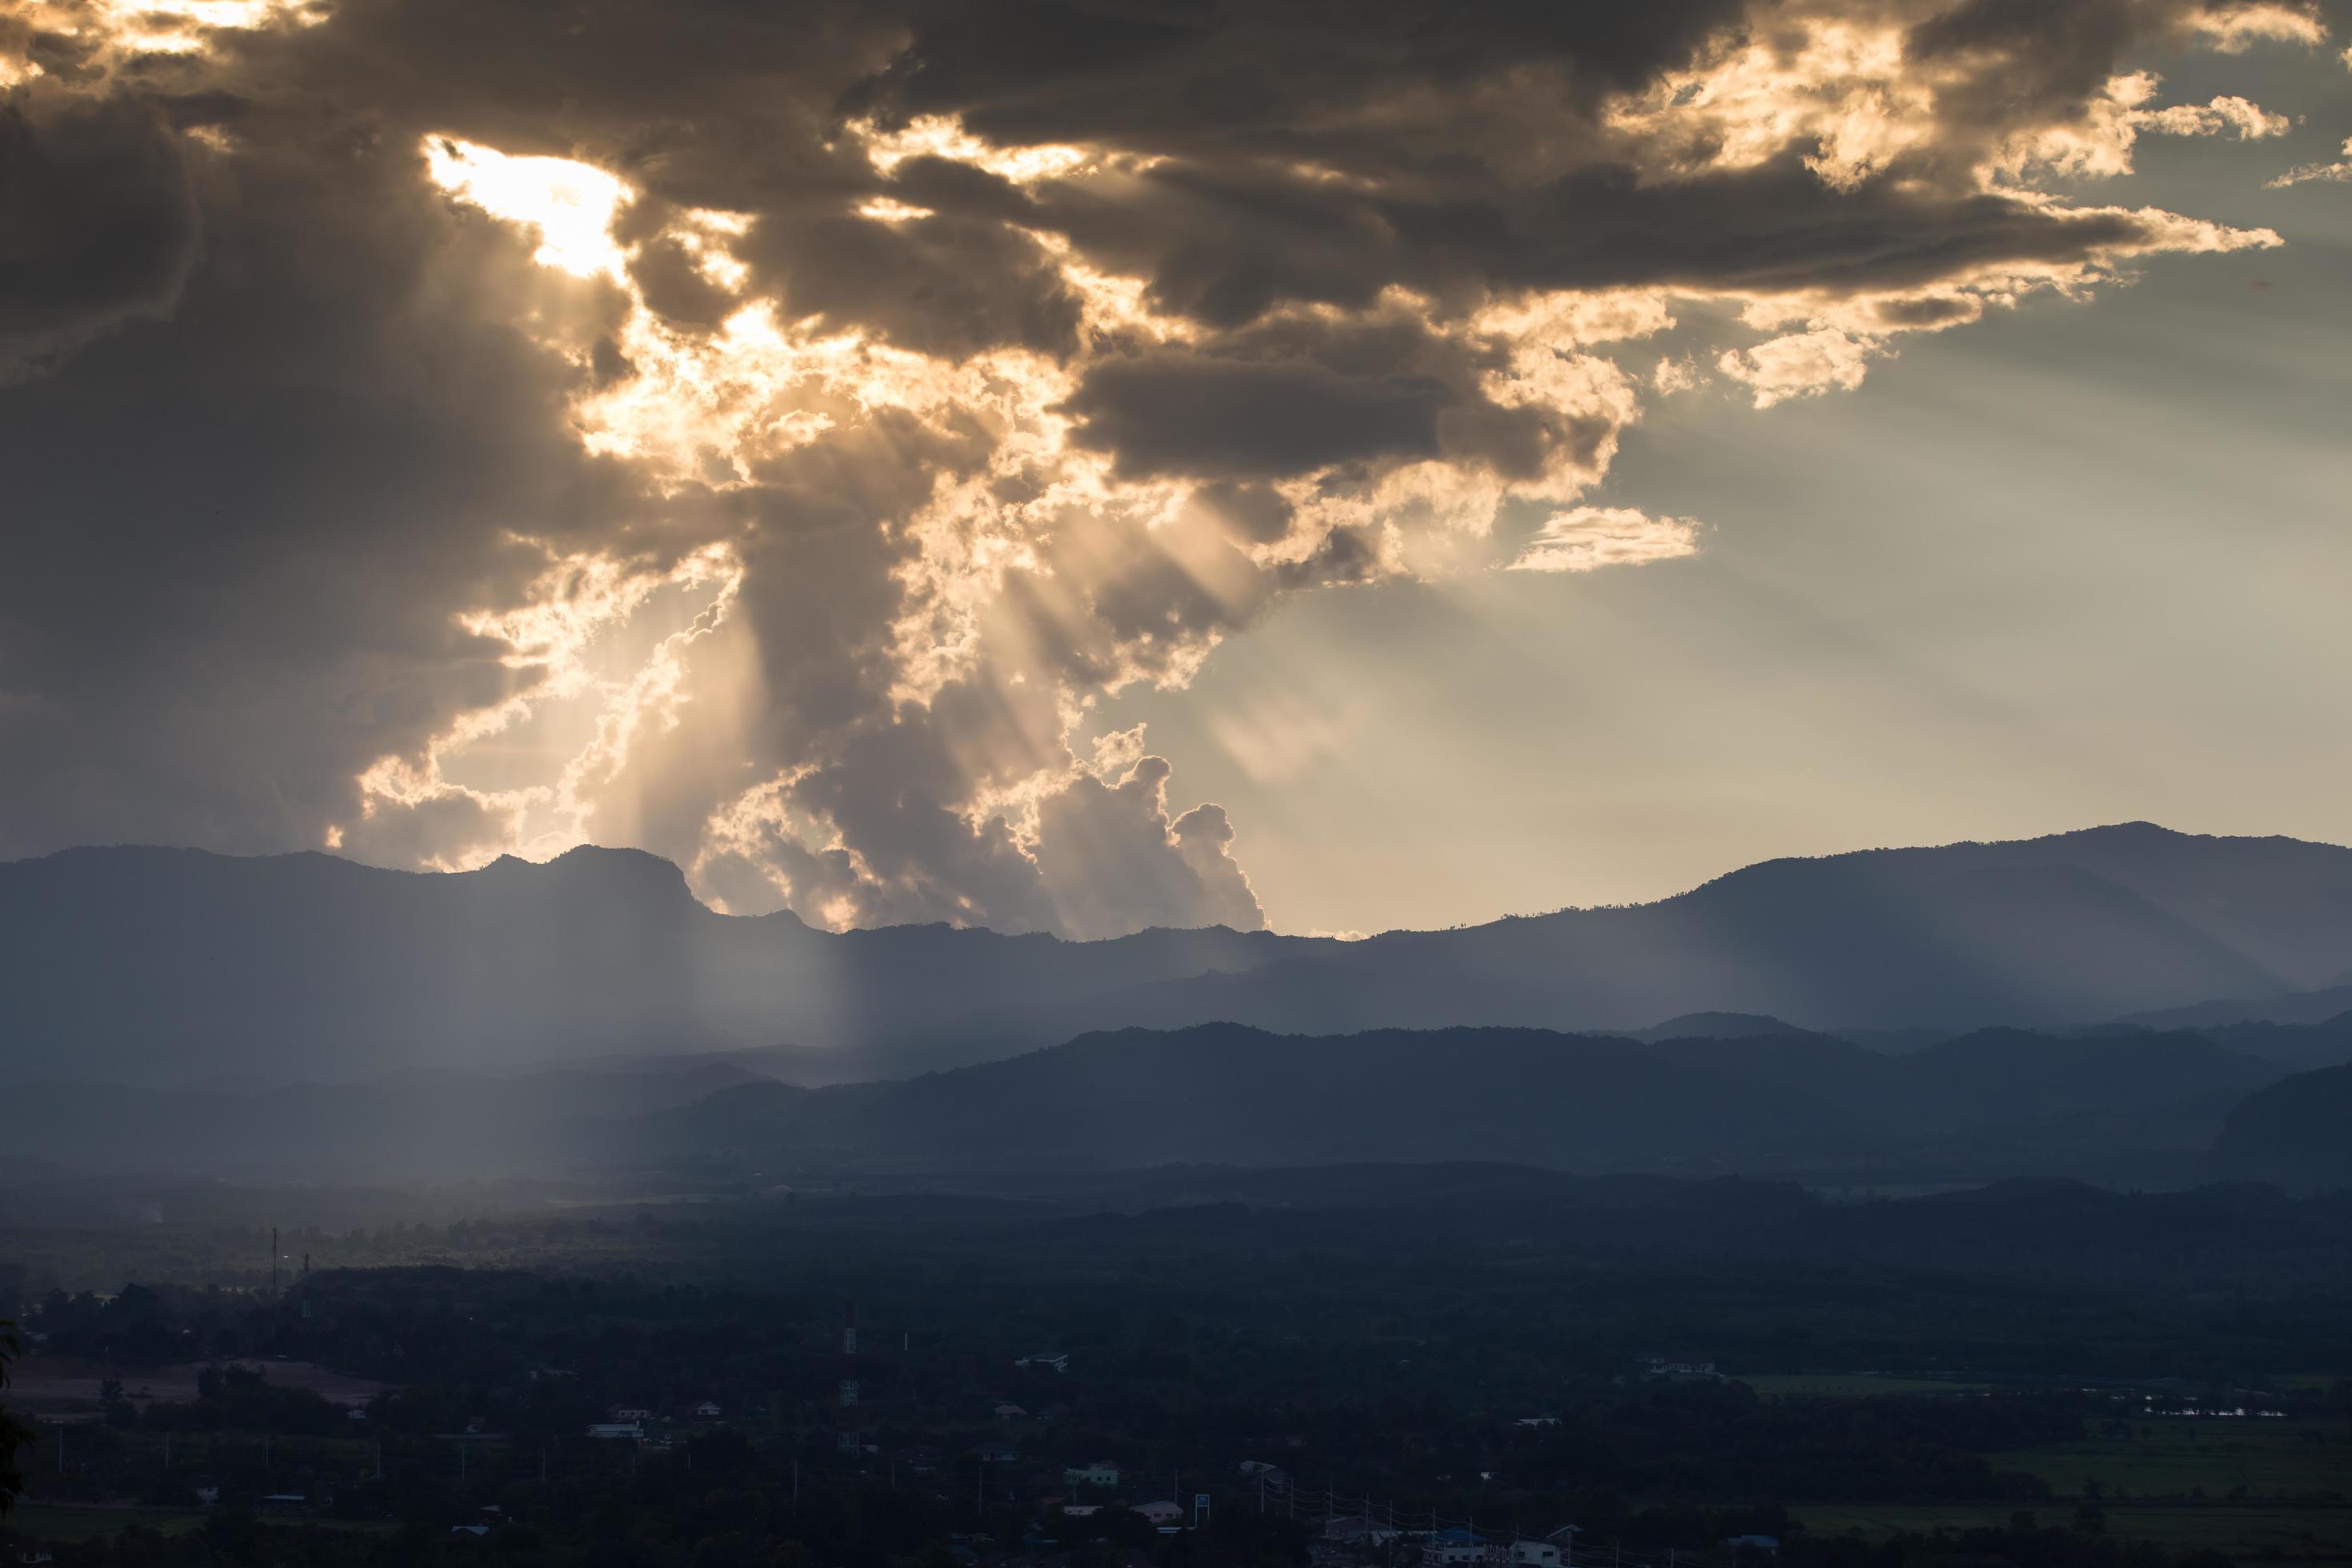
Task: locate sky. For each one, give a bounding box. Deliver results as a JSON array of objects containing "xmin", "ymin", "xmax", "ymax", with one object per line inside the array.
[{"xmin": 2, "ymin": 0, "xmax": 2346, "ymax": 940}]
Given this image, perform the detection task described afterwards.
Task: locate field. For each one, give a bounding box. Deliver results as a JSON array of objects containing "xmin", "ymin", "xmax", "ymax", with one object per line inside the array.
[
  {"xmin": 1, "ymin": 1506, "xmax": 208, "ymax": 1543},
  {"xmin": 1791, "ymin": 1502, "xmax": 2352, "ymax": 1566},
  {"xmin": 1994, "ymin": 1421, "xmax": 2351, "ymax": 1502},
  {"xmin": 1793, "ymin": 1419, "xmax": 2352, "ymax": 1567},
  {"xmin": 1735, "ymin": 1374, "xmax": 1994, "ymax": 1398},
  {"xmin": 2, "ymin": 1505, "xmax": 402, "ymax": 1545},
  {"xmin": 9, "ymin": 1357, "xmax": 389, "ymax": 1409}
]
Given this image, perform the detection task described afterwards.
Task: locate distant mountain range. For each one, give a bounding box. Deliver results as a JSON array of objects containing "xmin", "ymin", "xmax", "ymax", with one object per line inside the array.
[
  {"xmin": 2216, "ymin": 1062, "xmax": 2352, "ymax": 1193},
  {"xmin": 5, "ymin": 1013, "xmax": 2347, "ymax": 1186},
  {"xmin": 4, "ymin": 822, "xmax": 2350, "ymax": 1086},
  {"xmin": 582, "ymin": 1018, "xmax": 2332, "ymax": 1180}
]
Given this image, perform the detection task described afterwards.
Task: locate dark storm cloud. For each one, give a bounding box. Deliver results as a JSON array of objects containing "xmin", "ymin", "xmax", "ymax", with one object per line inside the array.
[
  {"xmin": 0, "ymin": 0, "xmax": 2313, "ymax": 934},
  {"xmin": 1191, "ymin": 481, "xmax": 1295, "ymax": 546},
  {"xmin": 851, "ymin": 0, "xmax": 1750, "ymax": 148},
  {"xmin": 1062, "ymin": 354, "xmax": 1450, "ymax": 478},
  {"xmin": 0, "ymin": 83, "xmax": 641, "ymax": 858},
  {"xmin": 1410, "ymin": 162, "xmax": 2162, "ymax": 297},
  {"xmin": 0, "ymin": 87, "xmax": 199, "ymax": 377},
  {"xmin": 738, "ymin": 210, "xmax": 1083, "ymax": 359}
]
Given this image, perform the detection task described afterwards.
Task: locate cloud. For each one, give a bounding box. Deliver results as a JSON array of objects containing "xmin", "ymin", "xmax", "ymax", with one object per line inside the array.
[
  {"xmin": 1064, "ymin": 354, "xmax": 1453, "ymax": 480},
  {"xmin": 1506, "ymin": 508, "xmax": 1702, "ymax": 574},
  {"xmin": 0, "ymin": 0, "xmax": 2326, "ymax": 936},
  {"xmin": 1717, "ymin": 328, "xmax": 1886, "ymax": 406},
  {"xmin": 0, "ymin": 86, "xmax": 201, "ymax": 378},
  {"xmin": 2267, "ymin": 136, "xmax": 2352, "ymax": 186}
]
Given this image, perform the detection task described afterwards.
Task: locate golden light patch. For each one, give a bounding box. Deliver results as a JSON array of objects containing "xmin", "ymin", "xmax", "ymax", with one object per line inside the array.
[
  {"xmin": 1506, "ymin": 507, "xmax": 1700, "ymax": 574},
  {"xmin": 1605, "ymin": 18, "xmax": 1940, "ymax": 192},
  {"xmin": 36, "ymin": 0, "xmax": 325, "ymax": 66},
  {"xmin": 857, "ymin": 197, "xmax": 937, "ymax": 223},
  {"xmin": 852, "ymin": 113, "xmax": 1093, "ymax": 184},
  {"xmin": 422, "ymin": 136, "xmax": 632, "ymax": 282}
]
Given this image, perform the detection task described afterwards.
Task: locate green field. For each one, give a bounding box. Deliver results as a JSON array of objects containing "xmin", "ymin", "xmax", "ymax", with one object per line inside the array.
[
  {"xmin": 2, "ymin": 1504, "xmax": 402, "ymax": 1545},
  {"xmin": 1792, "ymin": 1502, "xmax": 2352, "ymax": 1566},
  {"xmin": 1, "ymin": 1506, "xmax": 209, "ymax": 1543},
  {"xmin": 1790, "ymin": 1420, "xmax": 2352, "ymax": 1567},
  {"xmin": 1737, "ymin": 1374, "xmax": 1994, "ymax": 1398},
  {"xmin": 1994, "ymin": 1421, "xmax": 2351, "ymax": 1502}
]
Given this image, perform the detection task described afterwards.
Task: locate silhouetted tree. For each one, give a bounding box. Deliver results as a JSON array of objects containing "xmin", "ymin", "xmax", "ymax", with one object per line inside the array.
[{"xmin": 0, "ymin": 1317, "xmax": 30, "ymax": 1514}]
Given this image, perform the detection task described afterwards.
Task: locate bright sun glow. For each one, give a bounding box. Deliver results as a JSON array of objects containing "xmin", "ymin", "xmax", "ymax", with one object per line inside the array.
[
  {"xmin": 851, "ymin": 114, "xmax": 1094, "ymax": 184},
  {"xmin": 423, "ymin": 136, "xmax": 632, "ymax": 282}
]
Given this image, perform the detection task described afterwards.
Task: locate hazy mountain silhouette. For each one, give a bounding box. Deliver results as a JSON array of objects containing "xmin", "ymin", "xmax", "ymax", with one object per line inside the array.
[
  {"xmin": 2112, "ymin": 983, "xmax": 2352, "ymax": 1030},
  {"xmin": 0, "ymin": 843, "xmax": 1314, "ymax": 1082},
  {"xmin": 4, "ymin": 822, "xmax": 2350, "ymax": 1086},
  {"xmin": 1628, "ymin": 1011, "xmax": 1811, "ymax": 1042},
  {"xmin": 2214, "ymin": 1062, "xmax": 2352, "ymax": 1193},
  {"xmin": 3, "ymin": 1015, "xmax": 2341, "ymax": 1182},
  {"xmin": 582, "ymin": 1019, "xmax": 2306, "ymax": 1178},
  {"xmin": 1066, "ymin": 825, "xmax": 2352, "ymax": 1043},
  {"xmin": 0, "ymin": 1058, "xmax": 780, "ymax": 1178}
]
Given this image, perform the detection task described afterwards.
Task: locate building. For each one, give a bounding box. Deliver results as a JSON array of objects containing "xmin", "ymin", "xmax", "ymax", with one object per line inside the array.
[
  {"xmin": 694, "ymin": 1401, "xmax": 722, "ymax": 1418},
  {"xmin": 992, "ymin": 1402, "xmax": 1027, "ymax": 1420},
  {"xmin": 1132, "ymin": 1502, "xmax": 1184, "ymax": 1526},
  {"xmin": 1645, "ymin": 1357, "xmax": 1719, "ymax": 1379},
  {"xmin": 609, "ymin": 1405, "xmax": 652, "ymax": 1422},
  {"xmin": 1239, "ymin": 1460, "xmax": 1291, "ymax": 1495},
  {"xmin": 1514, "ymin": 1417, "xmax": 1560, "ymax": 1428},
  {"xmin": 1016, "ymin": 1352, "xmax": 1070, "ymax": 1372},
  {"xmin": 1512, "ymin": 1544, "xmax": 1563, "ymax": 1567},
  {"xmin": 586, "ymin": 1422, "xmax": 643, "ymax": 1441},
  {"xmin": 1064, "ymin": 1461, "xmax": 1120, "ymax": 1488},
  {"xmin": 1423, "ymin": 1529, "xmax": 1485, "ymax": 1565}
]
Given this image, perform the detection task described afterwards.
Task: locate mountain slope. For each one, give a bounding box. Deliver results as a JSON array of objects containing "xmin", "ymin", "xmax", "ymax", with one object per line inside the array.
[
  {"xmin": 1064, "ymin": 829, "xmax": 2345, "ymax": 1038},
  {"xmin": 594, "ymin": 1020, "xmax": 2290, "ymax": 1177},
  {"xmin": 2214, "ymin": 1062, "xmax": 2352, "ymax": 1193},
  {"xmin": 4, "ymin": 822, "xmax": 2349, "ymax": 1084}
]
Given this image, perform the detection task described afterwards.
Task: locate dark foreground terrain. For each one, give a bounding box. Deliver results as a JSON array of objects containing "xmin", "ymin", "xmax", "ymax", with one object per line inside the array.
[{"xmin": 2, "ymin": 1169, "xmax": 2348, "ymax": 1568}]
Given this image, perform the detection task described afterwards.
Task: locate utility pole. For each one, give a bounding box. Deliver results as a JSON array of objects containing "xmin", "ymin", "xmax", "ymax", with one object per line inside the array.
[
  {"xmin": 838, "ymin": 1300, "xmax": 860, "ymax": 1459},
  {"xmin": 270, "ymin": 1227, "xmax": 278, "ymax": 1300}
]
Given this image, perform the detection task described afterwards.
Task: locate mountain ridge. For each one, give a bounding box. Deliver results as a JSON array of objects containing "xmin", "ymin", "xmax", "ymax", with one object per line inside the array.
[{"xmin": 5, "ymin": 822, "xmax": 2350, "ymax": 1085}]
